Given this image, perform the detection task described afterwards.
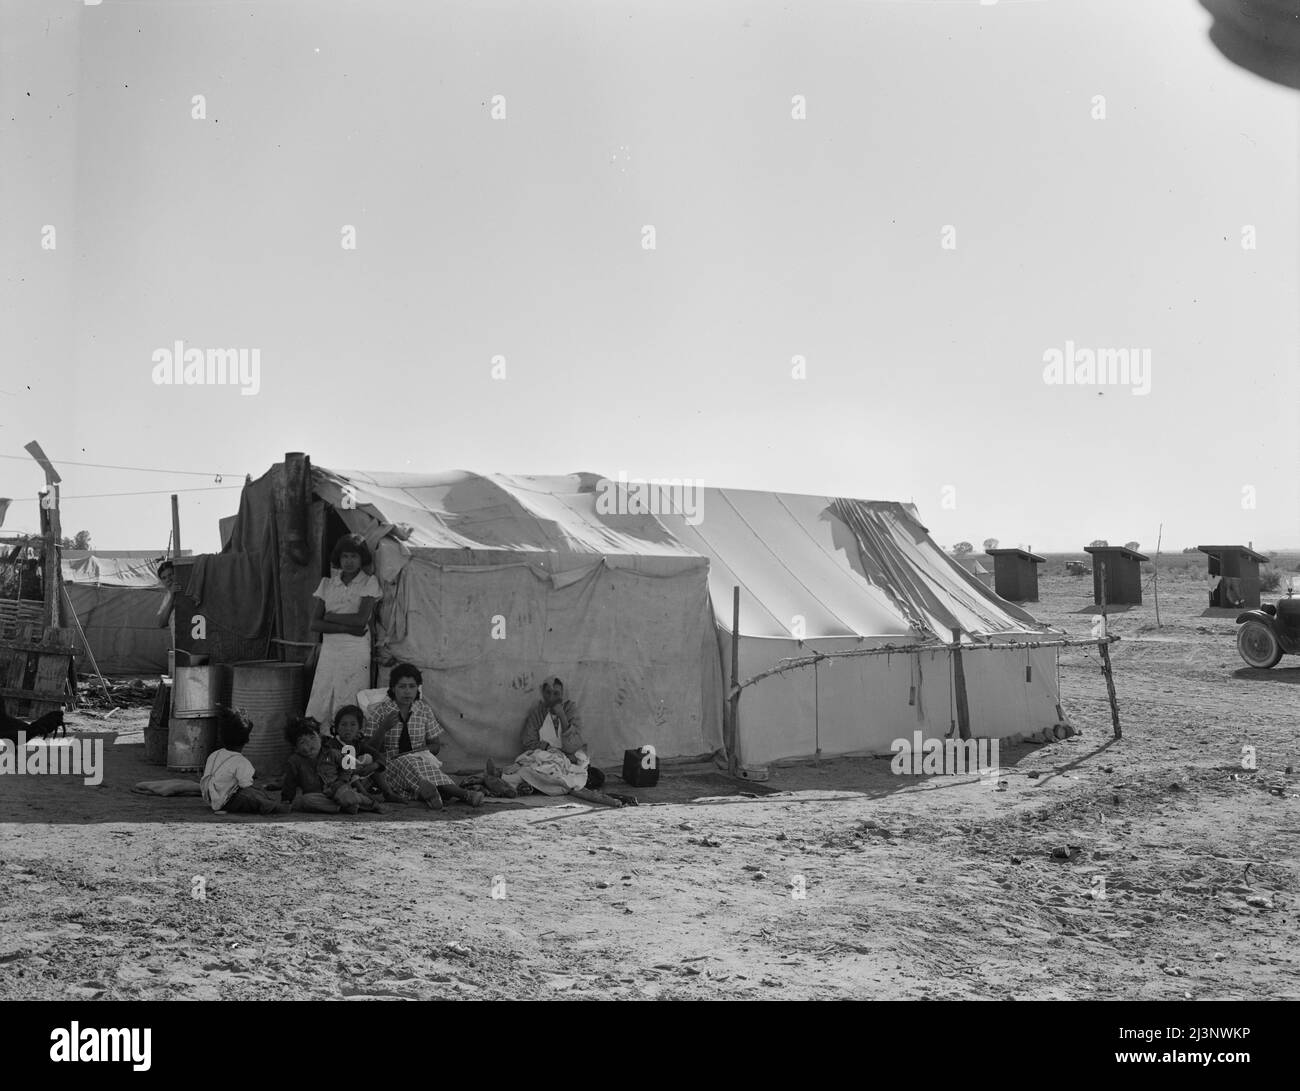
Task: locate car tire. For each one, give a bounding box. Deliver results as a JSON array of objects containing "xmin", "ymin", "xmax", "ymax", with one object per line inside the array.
[{"xmin": 1237, "ymin": 620, "xmax": 1283, "ymax": 669}]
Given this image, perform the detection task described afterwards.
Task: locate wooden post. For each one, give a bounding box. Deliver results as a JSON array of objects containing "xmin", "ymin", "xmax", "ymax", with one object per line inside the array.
[
  {"xmin": 727, "ymin": 586, "xmax": 740, "ymax": 775},
  {"xmin": 40, "ymin": 485, "xmax": 62, "ymax": 631},
  {"xmin": 1099, "ymin": 638, "xmax": 1121, "ymax": 739},
  {"xmin": 1153, "ymin": 523, "xmax": 1162, "ymax": 628},
  {"xmin": 813, "ymin": 658, "xmax": 820, "ymax": 761},
  {"xmin": 171, "ymin": 494, "xmax": 181, "ymax": 557},
  {"xmin": 265, "ymin": 496, "xmax": 287, "ymax": 658},
  {"xmin": 950, "ymin": 628, "xmax": 971, "ymax": 741},
  {"xmin": 1096, "ymin": 564, "xmax": 1121, "ymax": 738},
  {"xmin": 283, "ymin": 452, "xmax": 310, "ymax": 566}
]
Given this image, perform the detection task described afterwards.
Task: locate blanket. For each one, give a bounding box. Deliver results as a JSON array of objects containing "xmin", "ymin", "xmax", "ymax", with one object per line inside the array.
[{"xmin": 501, "ymin": 748, "xmax": 589, "ymax": 796}]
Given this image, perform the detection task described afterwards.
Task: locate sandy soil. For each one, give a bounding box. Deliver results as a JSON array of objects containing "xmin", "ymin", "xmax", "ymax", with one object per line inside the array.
[{"xmin": 1, "ymin": 571, "xmax": 1296, "ymax": 1000}]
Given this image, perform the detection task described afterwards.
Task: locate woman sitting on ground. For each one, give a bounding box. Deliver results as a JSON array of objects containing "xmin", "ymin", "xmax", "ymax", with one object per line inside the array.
[
  {"xmin": 492, "ymin": 677, "xmax": 605, "ymax": 796},
  {"xmin": 365, "ymin": 663, "xmax": 483, "ymax": 810}
]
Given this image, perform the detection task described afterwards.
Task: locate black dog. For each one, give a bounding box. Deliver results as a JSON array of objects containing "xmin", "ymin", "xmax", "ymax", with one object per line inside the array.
[{"xmin": 0, "ymin": 707, "xmax": 66, "ymax": 746}]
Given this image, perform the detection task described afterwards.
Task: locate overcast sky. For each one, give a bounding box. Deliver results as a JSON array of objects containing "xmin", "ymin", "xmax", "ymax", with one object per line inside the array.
[{"xmin": 2, "ymin": 0, "xmax": 1296, "ymax": 555}]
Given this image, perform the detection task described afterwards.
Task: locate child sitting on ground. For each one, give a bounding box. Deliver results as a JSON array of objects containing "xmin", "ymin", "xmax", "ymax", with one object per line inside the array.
[
  {"xmin": 281, "ymin": 717, "xmax": 341, "ymax": 813},
  {"xmin": 319, "ymin": 705, "xmax": 385, "ymax": 814},
  {"xmin": 201, "ymin": 707, "xmax": 291, "ymax": 814}
]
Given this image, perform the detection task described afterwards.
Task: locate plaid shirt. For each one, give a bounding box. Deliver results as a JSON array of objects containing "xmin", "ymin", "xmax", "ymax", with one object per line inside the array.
[{"xmin": 365, "ymin": 697, "xmax": 444, "ymax": 759}]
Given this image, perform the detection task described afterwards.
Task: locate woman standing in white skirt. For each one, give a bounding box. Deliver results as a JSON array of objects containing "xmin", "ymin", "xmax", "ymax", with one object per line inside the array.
[{"xmin": 305, "ymin": 534, "xmax": 380, "ymax": 725}]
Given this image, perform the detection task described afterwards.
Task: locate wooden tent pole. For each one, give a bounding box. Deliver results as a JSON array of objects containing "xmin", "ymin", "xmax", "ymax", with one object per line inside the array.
[
  {"xmin": 727, "ymin": 586, "xmax": 740, "ymax": 775},
  {"xmin": 62, "ymin": 583, "xmax": 114, "ymax": 708},
  {"xmin": 41, "ymin": 485, "xmax": 64, "ymax": 632},
  {"xmin": 171, "ymin": 494, "xmax": 181, "ymax": 557},
  {"xmin": 950, "ymin": 627, "xmax": 972, "ymax": 741}
]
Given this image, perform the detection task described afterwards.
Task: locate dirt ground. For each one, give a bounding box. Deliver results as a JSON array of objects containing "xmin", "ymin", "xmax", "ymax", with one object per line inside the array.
[{"xmin": 1, "ymin": 569, "xmax": 1296, "ymax": 1000}]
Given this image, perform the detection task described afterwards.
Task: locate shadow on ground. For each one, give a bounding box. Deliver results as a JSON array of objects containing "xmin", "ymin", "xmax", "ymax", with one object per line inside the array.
[{"xmin": 0, "ymin": 732, "xmax": 1100, "ymax": 825}]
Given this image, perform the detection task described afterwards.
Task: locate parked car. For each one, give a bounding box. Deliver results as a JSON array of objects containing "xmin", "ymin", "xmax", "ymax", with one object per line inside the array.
[{"xmin": 1235, "ymin": 594, "xmax": 1300, "ymax": 668}]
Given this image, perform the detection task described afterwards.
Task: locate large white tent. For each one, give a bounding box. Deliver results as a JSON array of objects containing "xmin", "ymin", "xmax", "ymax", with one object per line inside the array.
[{"xmin": 210, "ymin": 464, "xmax": 1067, "ymax": 769}]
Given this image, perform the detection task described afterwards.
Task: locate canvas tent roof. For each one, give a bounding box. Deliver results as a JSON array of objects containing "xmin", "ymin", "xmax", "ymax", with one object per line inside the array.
[
  {"xmin": 652, "ymin": 490, "xmax": 1048, "ymax": 643},
  {"xmin": 313, "ymin": 468, "xmax": 702, "ymax": 570},
  {"xmin": 315, "ymin": 471, "xmax": 1048, "ymax": 642},
  {"xmin": 63, "ymin": 554, "xmax": 166, "ymax": 587},
  {"xmin": 956, "ymin": 556, "xmax": 994, "ymax": 589}
]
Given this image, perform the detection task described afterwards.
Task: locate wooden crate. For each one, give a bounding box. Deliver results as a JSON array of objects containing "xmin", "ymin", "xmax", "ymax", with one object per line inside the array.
[
  {"xmin": 0, "ymin": 626, "xmax": 76, "ymax": 719},
  {"xmin": 0, "ymin": 600, "xmax": 45, "ymax": 642}
]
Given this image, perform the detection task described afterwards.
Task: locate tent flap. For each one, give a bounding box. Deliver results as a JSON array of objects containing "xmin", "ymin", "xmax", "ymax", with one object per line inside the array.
[{"xmin": 385, "ymin": 554, "xmax": 723, "ymax": 768}]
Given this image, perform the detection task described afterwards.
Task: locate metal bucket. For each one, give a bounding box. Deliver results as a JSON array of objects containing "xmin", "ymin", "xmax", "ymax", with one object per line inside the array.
[
  {"xmin": 231, "ymin": 661, "xmax": 303, "ymax": 778},
  {"xmin": 167, "ymin": 715, "xmax": 218, "ymax": 772},
  {"xmin": 173, "ymin": 665, "xmax": 230, "ymax": 718}
]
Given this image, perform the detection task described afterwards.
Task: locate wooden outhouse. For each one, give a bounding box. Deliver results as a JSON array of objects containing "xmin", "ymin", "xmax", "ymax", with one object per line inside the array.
[
  {"xmin": 1084, "ymin": 544, "xmax": 1148, "ymax": 605},
  {"xmin": 1196, "ymin": 544, "xmax": 1267, "ymax": 609},
  {"xmin": 986, "ymin": 548, "xmax": 1045, "ymax": 602}
]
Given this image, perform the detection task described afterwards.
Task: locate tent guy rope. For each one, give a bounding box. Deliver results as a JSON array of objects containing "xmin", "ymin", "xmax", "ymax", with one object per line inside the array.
[{"xmin": 731, "ymin": 634, "xmax": 1122, "ymax": 693}]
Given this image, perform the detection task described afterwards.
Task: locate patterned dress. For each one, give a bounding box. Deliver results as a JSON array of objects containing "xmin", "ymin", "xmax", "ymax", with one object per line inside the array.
[{"xmin": 365, "ymin": 696, "xmax": 455, "ymax": 797}]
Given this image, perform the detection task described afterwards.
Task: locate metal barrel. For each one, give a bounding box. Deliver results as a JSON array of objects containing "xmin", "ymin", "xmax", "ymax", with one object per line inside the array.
[
  {"xmin": 172, "ymin": 665, "xmax": 230, "ymax": 718},
  {"xmin": 231, "ymin": 661, "xmax": 304, "ymax": 778}
]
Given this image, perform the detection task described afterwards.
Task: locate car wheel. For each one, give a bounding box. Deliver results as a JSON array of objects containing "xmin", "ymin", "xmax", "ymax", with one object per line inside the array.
[{"xmin": 1237, "ymin": 620, "xmax": 1283, "ymax": 669}]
